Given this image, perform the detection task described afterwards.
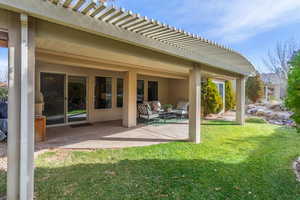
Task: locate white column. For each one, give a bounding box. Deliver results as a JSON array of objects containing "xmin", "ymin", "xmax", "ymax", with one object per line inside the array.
[
  {"xmin": 265, "ymin": 86, "xmax": 268, "ymax": 102},
  {"xmin": 19, "ymin": 14, "xmax": 35, "ymax": 200},
  {"xmin": 189, "ymin": 66, "xmax": 201, "ymax": 144},
  {"xmin": 7, "ymin": 12, "xmax": 21, "ymax": 200},
  {"xmin": 236, "ymin": 76, "xmax": 246, "ymax": 125},
  {"xmin": 123, "ymin": 70, "xmax": 137, "ymax": 128}
]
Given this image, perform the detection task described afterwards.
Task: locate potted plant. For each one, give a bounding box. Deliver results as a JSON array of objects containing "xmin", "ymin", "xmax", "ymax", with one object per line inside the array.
[{"xmin": 163, "ymin": 104, "xmax": 173, "ymax": 112}]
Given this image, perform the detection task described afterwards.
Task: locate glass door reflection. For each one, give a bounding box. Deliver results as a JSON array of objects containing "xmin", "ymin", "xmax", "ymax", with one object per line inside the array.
[
  {"xmin": 67, "ymin": 76, "xmax": 87, "ymax": 123},
  {"xmin": 41, "ymin": 73, "xmax": 66, "ymax": 125}
]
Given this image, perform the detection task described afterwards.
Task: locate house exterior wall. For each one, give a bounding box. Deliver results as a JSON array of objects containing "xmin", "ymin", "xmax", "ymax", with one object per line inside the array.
[
  {"xmin": 264, "ymin": 83, "xmax": 281, "ymax": 101},
  {"xmin": 168, "ymin": 79, "xmax": 189, "ymax": 105},
  {"xmin": 36, "ymin": 61, "xmax": 171, "ymax": 124},
  {"xmin": 0, "ymin": 9, "xmax": 8, "ymax": 30},
  {"xmin": 137, "ymin": 74, "xmax": 170, "ymax": 104}
]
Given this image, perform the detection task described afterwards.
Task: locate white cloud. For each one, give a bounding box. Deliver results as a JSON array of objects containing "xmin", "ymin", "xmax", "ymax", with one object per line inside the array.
[
  {"xmin": 210, "ymin": 0, "xmax": 300, "ymax": 43},
  {"xmin": 167, "ymin": 0, "xmax": 300, "ymax": 43},
  {"xmin": 0, "ymin": 59, "xmax": 8, "ymax": 69},
  {"xmin": 0, "ymin": 58, "xmax": 8, "ymax": 82}
]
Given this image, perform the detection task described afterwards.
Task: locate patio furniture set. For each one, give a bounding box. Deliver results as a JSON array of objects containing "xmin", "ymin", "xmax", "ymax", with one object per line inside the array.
[{"xmin": 137, "ymin": 101, "xmax": 189, "ymax": 123}]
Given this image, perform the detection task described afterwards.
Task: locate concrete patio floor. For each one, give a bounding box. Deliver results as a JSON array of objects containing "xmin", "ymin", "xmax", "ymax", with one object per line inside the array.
[
  {"xmin": 36, "ymin": 120, "xmax": 189, "ymax": 150},
  {"xmin": 1, "ymin": 112, "xmax": 236, "ymax": 170}
]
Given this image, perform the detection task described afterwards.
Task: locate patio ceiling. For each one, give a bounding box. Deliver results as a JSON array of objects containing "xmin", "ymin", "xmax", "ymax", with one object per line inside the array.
[{"xmin": 0, "ymin": 0, "xmax": 256, "ymax": 76}]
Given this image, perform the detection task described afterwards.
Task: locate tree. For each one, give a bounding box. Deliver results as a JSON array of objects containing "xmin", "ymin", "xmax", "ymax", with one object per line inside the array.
[
  {"xmin": 201, "ymin": 79, "xmax": 223, "ymax": 116},
  {"xmin": 246, "ymin": 75, "xmax": 264, "ymax": 103},
  {"xmin": 285, "ymin": 51, "xmax": 300, "ymax": 132},
  {"xmin": 225, "ymin": 80, "xmax": 235, "ymax": 111},
  {"xmin": 263, "ymin": 39, "xmax": 299, "ymax": 82},
  {"xmin": 0, "ymin": 87, "xmax": 8, "ymax": 101}
]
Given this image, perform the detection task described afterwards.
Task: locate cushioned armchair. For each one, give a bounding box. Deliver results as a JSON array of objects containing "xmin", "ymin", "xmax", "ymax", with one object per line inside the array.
[
  {"xmin": 137, "ymin": 103, "xmax": 159, "ymax": 122},
  {"xmin": 172, "ymin": 101, "xmax": 189, "ymax": 118}
]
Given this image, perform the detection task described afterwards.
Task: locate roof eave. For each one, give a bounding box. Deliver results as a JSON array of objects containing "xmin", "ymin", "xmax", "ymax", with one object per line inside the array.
[{"xmin": 0, "ymin": 0, "xmax": 255, "ymax": 76}]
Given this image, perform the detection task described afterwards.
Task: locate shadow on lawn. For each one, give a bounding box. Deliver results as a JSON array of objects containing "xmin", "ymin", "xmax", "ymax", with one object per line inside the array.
[
  {"xmin": 201, "ymin": 120, "xmax": 239, "ymax": 126},
  {"xmin": 1, "ymin": 126, "xmax": 300, "ymax": 200}
]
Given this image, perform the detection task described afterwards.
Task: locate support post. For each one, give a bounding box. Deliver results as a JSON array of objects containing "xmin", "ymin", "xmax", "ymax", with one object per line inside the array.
[
  {"xmin": 265, "ymin": 86, "xmax": 268, "ymax": 102},
  {"xmin": 7, "ymin": 11, "xmax": 21, "ymax": 200},
  {"xmin": 123, "ymin": 70, "xmax": 137, "ymax": 127},
  {"xmin": 236, "ymin": 76, "xmax": 246, "ymax": 125},
  {"xmin": 189, "ymin": 65, "xmax": 201, "ymax": 144},
  {"xmin": 20, "ymin": 14, "xmax": 35, "ymax": 200},
  {"xmin": 7, "ymin": 13, "xmax": 36, "ymax": 200}
]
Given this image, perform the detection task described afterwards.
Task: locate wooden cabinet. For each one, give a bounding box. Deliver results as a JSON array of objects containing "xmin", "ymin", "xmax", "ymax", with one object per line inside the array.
[{"xmin": 35, "ymin": 115, "xmax": 46, "ymax": 142}]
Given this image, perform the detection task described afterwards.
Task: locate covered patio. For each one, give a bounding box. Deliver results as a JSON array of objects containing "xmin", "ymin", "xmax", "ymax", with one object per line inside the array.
[
  {"xmin": 38, "ymin": 120, "xmax": 188, "ymax": 150},
  {"xmin": 0, "ymin": 0, "xmax": 255, "ymax": 199}
]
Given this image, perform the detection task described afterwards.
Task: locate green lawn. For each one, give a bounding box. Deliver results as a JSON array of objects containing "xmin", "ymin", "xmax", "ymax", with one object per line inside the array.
[
  {"xmin": 1, "ymin": 120, "xmax": 300, "ymax": 199},
  {"xmin": 67, "ymin": 109, "xmax": 86, "ymax": 116}
]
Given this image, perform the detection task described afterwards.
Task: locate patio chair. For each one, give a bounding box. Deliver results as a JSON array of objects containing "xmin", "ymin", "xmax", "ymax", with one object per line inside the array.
[
  {"xmin": 172, "ymin": 101, "xmax": 189, "ymax": 118},
  {"xmin": 149, "ymin": 101, "xmax": 164, "ymax": 113},
  {"xmin": 137, "ymin": 103, "xmax": 159, "ymax": 122}
]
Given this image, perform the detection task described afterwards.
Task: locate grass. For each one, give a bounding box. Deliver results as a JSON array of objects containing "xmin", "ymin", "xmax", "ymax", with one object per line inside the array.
[
  {"xmin": 1, "ymin": 120, "xmax": 300, "ymax": 199},
  {"xmin": 67, "ymin": 109, "xmax": 86, "ymax": 116},
  {"xmin": 245, "ymin": 117, "xmax": 267, "ymax": 124}
]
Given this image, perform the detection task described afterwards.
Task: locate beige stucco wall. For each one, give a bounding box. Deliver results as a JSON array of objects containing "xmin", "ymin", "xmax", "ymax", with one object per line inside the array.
[
  {"xmin": 168, "ymin": 79, "xmax": 189, "ymax": 105},
  {"xmin": 36, "ymin": 61, "xmax": 172, "ymax": 124},
  {"xmin": 35, "ymin": 20, "xmax": 192, "ymax": 75},
  {"xmin": 137, "ymin": 74, "xmax": 170, "ymax": 105},
  {"xmin": 0, "ymin": 9, "xmax": 8, "ymax": 30}
]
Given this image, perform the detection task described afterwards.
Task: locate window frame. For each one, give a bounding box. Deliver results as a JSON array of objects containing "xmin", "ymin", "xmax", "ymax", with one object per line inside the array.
[
  {"xmin": 137, "ymin": 80, "xmax": 144, "ymax": 103},
  {"xmin": 148, "ymin": 81, "xmax": 159, "ymax": 101},
  {"xmin": 116, "ymin": 78, "xmax": 124, "ymax": 108},
  {"xmin": 94, "ymin": 76, "xmax": 113, "ymax": 109}
]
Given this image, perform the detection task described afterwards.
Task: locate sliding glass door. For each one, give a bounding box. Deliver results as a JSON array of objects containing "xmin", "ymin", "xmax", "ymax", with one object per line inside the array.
[
  {"xmin": 67, "ymin": 76, "xmax": 87, "ymax": 123},
  {"xmin": 41, "ymin": 73, "xmax": 66, "ymax": 125},
  {"xmin": 41, "ymin": 73, "xmax": 88, "ymax": 126}
]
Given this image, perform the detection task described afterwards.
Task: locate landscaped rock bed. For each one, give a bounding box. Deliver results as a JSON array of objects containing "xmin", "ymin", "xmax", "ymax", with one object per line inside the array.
[
  {"xmin": 247, "ymin": 101, "xmax": 295, "ymax": 126},
  {"xmin": 293, "ymin": 157, "xmax": 300, "ymax": 182}
]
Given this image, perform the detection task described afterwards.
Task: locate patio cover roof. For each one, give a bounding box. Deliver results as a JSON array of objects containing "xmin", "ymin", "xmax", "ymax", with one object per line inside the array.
[{"xmin": 0, "ymin": 0, "xmax": 256, "ymax": 76}]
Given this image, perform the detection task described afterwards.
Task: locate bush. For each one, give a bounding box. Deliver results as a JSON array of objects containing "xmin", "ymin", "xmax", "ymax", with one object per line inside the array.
[
  {"xmin": 285, "ymin": 51, "xmax": 300, "ymax": 132},
  {"xmin": 225, "ymin": 80, "xmax": 235, "ymax": 111},
  {"xmin": 0, "ymin": 87, "xmax": 8, "ymax": 101},
  {"xmin": 201, "ymin": 79, "xmax": 223, "ymax": 116},
  {"xmin": 246, "ymin": 74, "xmax": 264, "ymax": 103}
]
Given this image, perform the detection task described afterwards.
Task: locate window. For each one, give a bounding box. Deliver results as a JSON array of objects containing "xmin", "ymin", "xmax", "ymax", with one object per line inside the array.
[
  {"xmin": 137, "ymin": 80, "xmax": 144, "ymax": 103},
  {"xmin": 94, "ymin": 77, "xmax": 112, "ymax": 109},
  {"xmin": 148, "ymin": 81, "xmax": 158, "ymax": 101},
  {"xmin": 218, "ymin": 83, "xmax": 224, "ymax": 98},
  {"xmin": 117, "ymin": 78, "xmax": 123, "ymax": 108}
]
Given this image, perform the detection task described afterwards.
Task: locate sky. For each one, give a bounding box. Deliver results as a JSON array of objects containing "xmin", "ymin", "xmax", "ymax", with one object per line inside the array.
[{"xmin": 1, "ymin": 0, "xmax": 300, "ymax": 76}]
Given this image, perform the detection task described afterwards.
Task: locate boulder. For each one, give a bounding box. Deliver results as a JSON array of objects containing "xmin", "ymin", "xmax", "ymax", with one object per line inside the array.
[
  {"xmin": 246, "ymin": 101, "xmax": 295, "ymax": 126},
  {"xmin": 247, "ymin": 104, "xmax": 256, "ymax": 109},
  {"xmin": 256, "ymin": 108, "xmax": 267, "ymax": 117},
  {"xmin": 267, "ymin": 103, "xmax": 283, "ymax": 112},
  {"xmin": 269, "ymin": 112, "xmax": 291, "ymax": 120}
]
